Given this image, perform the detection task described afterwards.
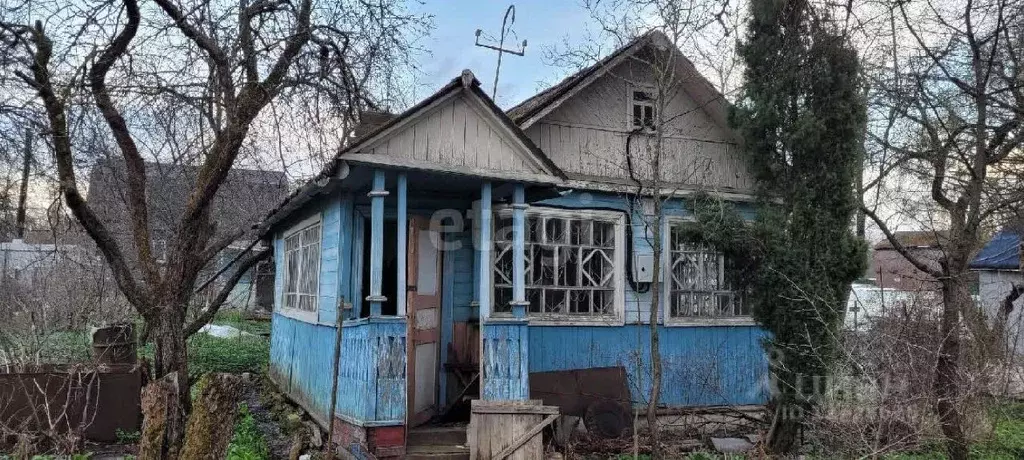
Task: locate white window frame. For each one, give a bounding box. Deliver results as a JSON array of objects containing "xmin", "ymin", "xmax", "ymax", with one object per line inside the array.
[
  {"xmin": 491, "ymin": 206, "xmax": 626, "ymax": 326},
  {"xmin": 662, "ymin": 218, "xmax": 756, "ymax": 327},
  {"xmin": 277, "ymin": 213, "xmax": 322, "ymax": 323},
  {"xmin": 627, "ymin": 84, "xmax": 658, "ymax": 132}
]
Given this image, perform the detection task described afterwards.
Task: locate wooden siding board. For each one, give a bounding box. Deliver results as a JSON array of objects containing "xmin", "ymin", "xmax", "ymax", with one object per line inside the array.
[
  {"xmin": 272, "ymin": 313, "xmax": 407, "ymax": 425},
  {"xmin": 319, "ymin": 200, "xmax": 341, "ymax": 324},
  {"xmin": 482, "ymin": 322, "xmax": 530, "ymax": 400},
  {"xmin": 453, "ymin": 98, "xmax": 469, "ymax": 166}
]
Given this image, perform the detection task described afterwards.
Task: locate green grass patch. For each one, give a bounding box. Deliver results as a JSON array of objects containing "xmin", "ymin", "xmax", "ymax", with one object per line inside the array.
[
  {"xmin": 138, "ymin": 313, "xmax": 270, "ymax": 379},
  {"xmin": 226, "ymin": 402, "xmax": 270, "ymax": 460},
  {"xmin": 187, "ymin": 333, "xmax": 269, "ymax": 376},
  {"xmin": 213, "ymin": 310, "xmax": 271, "ymax": 336},
  {"xmin": 0, "ymin": 330, "xmax": 92, "ymax": 364}
]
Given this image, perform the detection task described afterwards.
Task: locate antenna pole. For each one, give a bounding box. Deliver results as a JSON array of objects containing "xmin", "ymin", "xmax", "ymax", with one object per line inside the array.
[{"xmin": 475, "ymin": 4, "xmax": 528, "ymax": 100}]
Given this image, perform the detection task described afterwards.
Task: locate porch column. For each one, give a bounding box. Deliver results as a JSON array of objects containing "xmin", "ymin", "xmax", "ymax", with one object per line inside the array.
[
  {"xmin": 477, "ymin": 182, "xmax": 492, "ymax": 320},
  {"xmin": 396, "ymin": 173, "xmax": 408, "ymax": 317},
  {"xmin": 510, "ymin": 184, "xmax": 529, "ymax": 318},
  {"xmin": 367, "ymin": 169, "xmax": 388, "ymax": 316}
]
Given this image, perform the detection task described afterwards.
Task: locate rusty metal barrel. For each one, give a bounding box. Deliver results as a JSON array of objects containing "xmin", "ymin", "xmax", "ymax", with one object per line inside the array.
[{"xmin": 91, "ymin": 323, "xmax": 137, "ymax": 365}]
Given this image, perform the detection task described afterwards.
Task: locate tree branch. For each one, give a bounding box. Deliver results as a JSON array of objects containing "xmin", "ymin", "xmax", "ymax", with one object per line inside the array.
[
  {"xmin": 88, "ymin": 0, "xmax": 161, "ymax": 286},
  {"xmin": 860, "ymin": 205, "xmax": 945, "ymax": 279},
  {"xmin": 24, "ymin": 20, "xmax": 150, "ymax": 311},
  {"xmin": 184, "ymin": 247, "xmax": 270, "ymax": 337}
]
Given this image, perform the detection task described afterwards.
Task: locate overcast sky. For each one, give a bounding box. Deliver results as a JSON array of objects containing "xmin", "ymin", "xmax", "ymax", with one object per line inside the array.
[{"xmin": 407, "ymin": 1, "xmax": 597, "ymax": 109}]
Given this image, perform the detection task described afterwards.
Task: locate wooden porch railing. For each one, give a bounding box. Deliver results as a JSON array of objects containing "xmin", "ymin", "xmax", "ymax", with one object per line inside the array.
[{"xmin": 337, "ymin": 317, "xmax": 407, "ymax": 423}]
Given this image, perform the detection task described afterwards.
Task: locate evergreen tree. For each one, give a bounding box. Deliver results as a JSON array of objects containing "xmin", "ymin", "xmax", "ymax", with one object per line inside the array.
[{"xmin": 731, "ymin": 0, "xmax": 867, "ymax": 452}]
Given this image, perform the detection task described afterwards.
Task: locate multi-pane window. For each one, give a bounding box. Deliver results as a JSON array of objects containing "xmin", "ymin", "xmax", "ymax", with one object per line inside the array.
[
  {"xmin": 631, "ymin": 88, "xmax": 656, "ymax": 130},
  {"xmin": 283, "ymin": 222, "xmax": 321, "ymax": 313},
  {"xmin": 493, "ymin": 210, "xmax": 621, "ymax": 318},
  {"xmin": 668, "ymin": 224, "xmax": 748, "ymax": 318}
]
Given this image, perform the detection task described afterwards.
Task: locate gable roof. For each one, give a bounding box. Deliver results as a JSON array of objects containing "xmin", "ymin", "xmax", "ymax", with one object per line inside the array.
[
  {"xmin": 87, "ymin": 160, "xmax": 288, "ymax": 240},
  {"xmin": 506, "ymin": 30, "xmax": 734, "ymax": 135},
  {"xmin": 338, "ymin": 70, "xmax": 564, "ymax": 180},
  {"xmin": 971, "ymin": 229, "xmax": 1022, "ymax": 270}
]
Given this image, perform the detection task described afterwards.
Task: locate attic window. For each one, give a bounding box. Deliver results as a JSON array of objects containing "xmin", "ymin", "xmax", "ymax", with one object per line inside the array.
[{"xmin": 630, "ymin": 87, "xmax": 656, "ymax": 130}]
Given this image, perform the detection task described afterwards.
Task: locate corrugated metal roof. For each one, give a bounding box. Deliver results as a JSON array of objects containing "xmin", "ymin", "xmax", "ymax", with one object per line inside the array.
[{"xmin": 971, "ymin": 230, "xmax": 1021, "ymax": 270}]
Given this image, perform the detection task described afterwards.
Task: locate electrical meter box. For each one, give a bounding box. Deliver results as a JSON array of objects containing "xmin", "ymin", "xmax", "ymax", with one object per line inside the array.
[{"xmin": 633, "ymin": 253, "xmax": 656, "ymax": 283}]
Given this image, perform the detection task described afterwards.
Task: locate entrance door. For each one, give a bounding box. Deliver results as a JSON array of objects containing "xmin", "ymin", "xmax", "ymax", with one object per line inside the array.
[{"xmin": 407, "ymin": 215, "xmax": 442, "ymax": 427}]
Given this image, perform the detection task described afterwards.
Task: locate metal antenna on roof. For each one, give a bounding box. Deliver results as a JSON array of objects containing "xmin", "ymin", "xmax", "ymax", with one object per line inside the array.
[{"xmin": 475, "ymin": 4, "xmax": 528, "ymax": 100}]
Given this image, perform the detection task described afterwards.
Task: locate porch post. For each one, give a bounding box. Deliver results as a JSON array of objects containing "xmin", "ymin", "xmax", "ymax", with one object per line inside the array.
[
  {"xmin": 478, "ymin": 182, "xmax": 492, "ymax": 320},
  {"xmin": 510, "ymin": 184, "xmax": 528, "ymax": 319},
  {"xmin": 396, "ymin": 173, "xmax": 408, "ymax": 317},
  {"xmin": 367, "ymin": 169, "xmax": 388, "ymax": 316}
]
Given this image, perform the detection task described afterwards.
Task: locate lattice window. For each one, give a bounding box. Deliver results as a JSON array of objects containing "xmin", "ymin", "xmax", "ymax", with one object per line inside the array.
[
  {"xmin": 283, "ymin": 222, "xmax": 321, "ymax": 313},
  {"xmin": 630, "ymin": 87, "xmax": 656, "ymax": 130},
  {"xmin": 493, "ymin": 210, "xmax": 620, "ymax": 317},
  {"xmin": 667, "ymin": 225, "xmax": 748, "ymax": 318}
]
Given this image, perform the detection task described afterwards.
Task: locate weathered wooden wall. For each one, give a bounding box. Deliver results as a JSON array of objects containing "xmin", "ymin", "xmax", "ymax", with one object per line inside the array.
[
  {"xmin": 362, "ymin": 92, "xmax": 544, "ymax": 176},
  {"xmin": 481, "ymin": 322, "xmax": 530, "ymax": 401},
  {"xmin": 524, "ymin": 58, "xmax": 754, "ymax": 192},
  {"xmin": 529, "ymin": 325, "xmax": 769, "ymax": 406},
  {"xmin": 269, "ymin": 314, "xmax": 408, "ymax": 425}
]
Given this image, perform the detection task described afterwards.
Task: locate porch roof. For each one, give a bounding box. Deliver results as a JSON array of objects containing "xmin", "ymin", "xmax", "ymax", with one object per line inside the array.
[{"xmin": 256, "ymin": 162, "xmax": 559, "ymax": 235}]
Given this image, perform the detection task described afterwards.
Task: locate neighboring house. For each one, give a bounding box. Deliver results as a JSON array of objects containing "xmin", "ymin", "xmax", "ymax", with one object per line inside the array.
[
  {"xmin": 873, "ymin": 230, "xmax": 947, "ymax": 292},
  {"xmin": 0, "ymin": 214, "xmax": 95, "ymax": 289},
  {"xmin": 971, "ymin": 228, "xmax": 1024, "ymax": 353},
  {"xmin": 0, "ymin": 238, "xmax": 91, "ymax": 289},
  {"xmin": 259, "ymin": 32, "xmax": 768, "ymax": 458},
  {"xmin": 86, "ymin": 160, "xmax": 288, "ymax": 309}
]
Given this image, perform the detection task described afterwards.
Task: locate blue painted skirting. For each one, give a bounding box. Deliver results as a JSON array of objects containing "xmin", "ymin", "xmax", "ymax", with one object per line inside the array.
[
  {"xmin": 270, "ymin": 313, "xmax": 407, "ymax": 425},
  {"xmin": 528, "ymin": 325, "xmax": 769, "ymax": 407},
  {"xmin": 481, "ymin": 321, "xmax": 529, "ymax": 400}
]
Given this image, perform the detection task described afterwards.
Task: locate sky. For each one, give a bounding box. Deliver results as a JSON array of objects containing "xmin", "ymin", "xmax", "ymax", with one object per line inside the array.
[{"xmin": 406, "ymin": 1, "xmax": 597, "ymax": 109}]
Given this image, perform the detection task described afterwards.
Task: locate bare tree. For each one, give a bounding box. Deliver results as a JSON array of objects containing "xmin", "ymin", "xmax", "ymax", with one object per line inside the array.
[
  {"xmin": 542, "ymin": 1, "xmax": 746, "ymax": 456},
  {"xmin": 861, "ymin": 0, "xmax": 1024, "ymax": 457},
  {"xmin": 0, "ymin": 0, "xmax": 429, "ymax": 455}
]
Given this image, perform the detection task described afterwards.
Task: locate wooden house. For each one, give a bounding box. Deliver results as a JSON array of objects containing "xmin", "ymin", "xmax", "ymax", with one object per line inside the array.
[{"xmin": 259, "ymin": 31, "xmax": 768, "ymax": 458}]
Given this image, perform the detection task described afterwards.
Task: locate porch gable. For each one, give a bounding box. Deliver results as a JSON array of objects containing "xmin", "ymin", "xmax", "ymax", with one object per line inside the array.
[{"xmin": 344, "ymin": 70, "xmax": 565, "ymax": 184}]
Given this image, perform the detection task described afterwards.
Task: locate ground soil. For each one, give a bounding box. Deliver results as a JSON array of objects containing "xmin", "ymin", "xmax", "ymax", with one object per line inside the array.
[{"xmin": 241, "ymin": 376, "xmax": 296, "ymax": 459}]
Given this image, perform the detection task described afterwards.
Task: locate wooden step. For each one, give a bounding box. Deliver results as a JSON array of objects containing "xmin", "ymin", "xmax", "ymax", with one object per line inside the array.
[
  {"xmin": 407, "ymin": 425, "xmax": 468, "ymax": 446},
  {"xmin": 405, "ymin": 444, "xmax": 470, "ymax": 460}
]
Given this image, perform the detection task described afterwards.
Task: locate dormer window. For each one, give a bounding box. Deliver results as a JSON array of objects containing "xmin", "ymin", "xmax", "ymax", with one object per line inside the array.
[{"xmin": 630, "ymin": 87, "xmax": 657, "ymax": 131}]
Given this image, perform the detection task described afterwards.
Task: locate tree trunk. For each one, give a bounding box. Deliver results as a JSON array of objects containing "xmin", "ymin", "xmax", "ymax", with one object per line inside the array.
[
  {"xmin": 15, "ymin": 128, "xmax": 32, "ymax": 239},
  {"xmin": 646, "ymin": 202, "xmax": 663, "ymax": 458},
  {"xmin": 767, "ymin": 399, "xmax": 800, "ymax": 453},
  {"xmin": 151, "ymin": 305, "xmax": 190, "ymax": 459},
  {"xmin": 180, "ymin": 373, "xmax": 241, "ymax": 459},
  {"xmin": 937, "ymin": 268, "xmax": 969, "ymax": 460}
]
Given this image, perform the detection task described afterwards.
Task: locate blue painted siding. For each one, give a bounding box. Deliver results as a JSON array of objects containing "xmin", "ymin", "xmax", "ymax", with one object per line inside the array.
[
  {"xmin": 528, "ymin": 325, "xmax": 769, "ymax": 406},
  {"xmin": 269, "ymin": 313, "xmax": 337, "ymax": 421},
  {"xmin": 482, "ymin": 322, "xmax": 530, "ymax": 400},
  {"xmin": 319, "ymin": 199, "xmax": 342, "ymax": 324},
  {"xmin": 270, "ymin": 313, "xmax": 407, "ymax": 425},
  {"xmin": 267, "ymin": 177, "xmax": 770, "ymax": 421},
  {"xmin": 448, "ymin": 231, "xmax": 476, "ymax": 322}
]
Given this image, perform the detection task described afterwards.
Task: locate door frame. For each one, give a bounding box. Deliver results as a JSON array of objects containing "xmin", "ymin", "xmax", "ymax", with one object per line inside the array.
[{"xmin": 405, "ymin": 214, "xmax": 444, "ymax": 427}]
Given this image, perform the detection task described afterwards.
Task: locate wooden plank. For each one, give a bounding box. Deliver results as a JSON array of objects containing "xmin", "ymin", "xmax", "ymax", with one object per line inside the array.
[
  {"xmin": 453, "ymin": 97, "xmax": 468, "ymax": 166},
  {"xmin": 495, "ymin": 413, "xmax": 558, "ymax": 460}
]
